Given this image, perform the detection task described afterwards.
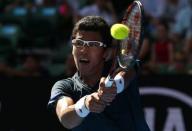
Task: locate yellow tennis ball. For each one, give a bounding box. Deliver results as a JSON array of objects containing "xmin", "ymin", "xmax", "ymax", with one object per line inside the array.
[{"xmin": 110, "ymin": 24, "xmax": 130, "ymax": 40}]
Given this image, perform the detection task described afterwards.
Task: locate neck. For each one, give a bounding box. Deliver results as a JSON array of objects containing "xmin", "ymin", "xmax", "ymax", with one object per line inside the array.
[{"xmin": 79, "ymin": 70, "xmax": 103, "ymax": 87}]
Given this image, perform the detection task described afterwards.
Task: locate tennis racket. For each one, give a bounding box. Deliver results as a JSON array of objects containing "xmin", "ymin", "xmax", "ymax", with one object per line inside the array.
[{"xmin": 105, "ymin": 1, "xmax": 144, "ymax": 88}]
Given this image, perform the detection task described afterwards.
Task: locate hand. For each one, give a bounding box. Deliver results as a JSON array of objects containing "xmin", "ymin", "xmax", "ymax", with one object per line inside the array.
[
  {"xmin": 85, "ymin": 92, "xmax": 107, "ymax": 113},
  {"xmin": 97, "ymin": 77, "xmax": 117, "ymax": 103}
]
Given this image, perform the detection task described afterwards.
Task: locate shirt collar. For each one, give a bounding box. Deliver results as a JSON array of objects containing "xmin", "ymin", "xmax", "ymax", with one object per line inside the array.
[{"xmin": 72, "ymin": 72, "xmax": 99, "ymax": 93}]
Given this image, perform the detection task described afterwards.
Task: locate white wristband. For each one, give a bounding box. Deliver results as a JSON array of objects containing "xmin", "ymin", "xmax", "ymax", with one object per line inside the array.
[
  {"xmin": 114, "ymin": 74, "xmax": 125, "ymax": 93},
  {"xmin": 104, "ymin": 75, "xmax": 114, "ymax": 88},
  {"xmin": 75, "ymin": 95, "xmax": 90, "ymax": 118}
]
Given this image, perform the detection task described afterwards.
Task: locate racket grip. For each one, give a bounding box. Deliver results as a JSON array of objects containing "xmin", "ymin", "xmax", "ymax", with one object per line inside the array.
[{"xmin": 104, "ymin": 75, "xmax": 114, "ymax": 88}]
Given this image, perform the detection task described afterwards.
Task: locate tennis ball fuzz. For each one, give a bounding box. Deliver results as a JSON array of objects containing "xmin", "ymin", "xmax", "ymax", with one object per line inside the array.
[{"xmin": 110, "ymin": 24, "xmax": 130, "ymax": 40}]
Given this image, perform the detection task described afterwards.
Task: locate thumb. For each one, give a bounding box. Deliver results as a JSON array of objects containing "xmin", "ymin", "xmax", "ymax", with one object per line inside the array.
[
  {"xmin": 98, "ymin": 77, "xmax": 106, "ymax": 92},
  {"xmin": 99, "ymin": 77, "xmax": 106, "ymax": 86}
]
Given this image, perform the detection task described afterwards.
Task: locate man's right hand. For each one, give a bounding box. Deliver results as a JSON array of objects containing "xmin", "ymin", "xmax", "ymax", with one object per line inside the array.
[
  {"xmin": 98, "ymin": 77, "xmax": 117, "ymax": 103},
  {"xmin": 85, "ymin": 92, "xmax": 107, "ymax": 113}
]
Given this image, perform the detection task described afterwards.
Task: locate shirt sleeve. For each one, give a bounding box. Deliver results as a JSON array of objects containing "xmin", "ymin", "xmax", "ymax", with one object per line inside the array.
[{"xmin": 47, "ymin": 78, "xmax": 74, "ymax": 111}]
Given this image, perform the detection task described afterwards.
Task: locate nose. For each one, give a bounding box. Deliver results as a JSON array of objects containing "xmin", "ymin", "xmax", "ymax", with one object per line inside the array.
[{"xmin": 79, "ymin": 46, "xmax": 87, "ymax": 53}]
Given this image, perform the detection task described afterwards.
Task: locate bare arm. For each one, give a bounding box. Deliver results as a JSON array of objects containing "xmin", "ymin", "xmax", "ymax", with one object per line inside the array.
[
  {"xmin": 56, "ymin": 96, "xmax": 83, "ymax": 129},
  {"xmin": 56, "ymin": 93, "xmax": 108, "ymax": 129}
]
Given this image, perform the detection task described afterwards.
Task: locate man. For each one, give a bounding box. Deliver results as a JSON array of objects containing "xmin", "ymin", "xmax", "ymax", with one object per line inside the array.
[
  {"xmin": 48, "ymin": 16, "xmax": 150, "ymax": 131},
  {"xmin": 171, "ymin": 0, "xmax": 192, "ymax": 38},
  {"xmin": 77, "ymin": 0, "xmax": 117, "ymax": 25}
]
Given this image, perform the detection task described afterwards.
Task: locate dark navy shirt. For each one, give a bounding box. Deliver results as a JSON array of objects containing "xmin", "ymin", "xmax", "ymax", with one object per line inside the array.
[{"xmin": 48, "ymin": 72, "xmax": 150, "ymax": 131}]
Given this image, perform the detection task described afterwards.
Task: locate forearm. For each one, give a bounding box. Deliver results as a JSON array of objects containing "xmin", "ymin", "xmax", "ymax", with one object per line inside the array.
[
  {"xmin": 56, "ymin": 97, "xmax": 85, "ymax": 129},
  {"xmin": 56, "ymin": 93, "xmax": 108, "ymax": 129},
  {"xmin": 59, "ymin": 105, "xmax": 84, "ymax": 129}
]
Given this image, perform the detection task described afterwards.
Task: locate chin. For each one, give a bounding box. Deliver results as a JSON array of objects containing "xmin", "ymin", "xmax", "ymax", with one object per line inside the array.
[
  {"xmin": 78, "ymin": 70, "xmax": 89, "ymax": 76},
  {"xmin": 78, "ymin": 68, "xmax": 93, "ymax": 77}
]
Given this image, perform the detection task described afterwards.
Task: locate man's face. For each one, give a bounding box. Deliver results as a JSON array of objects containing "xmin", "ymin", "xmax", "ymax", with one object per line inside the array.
[{"xmin": 72, "ymin": 31, "xmax": 107, "ymax": 77}]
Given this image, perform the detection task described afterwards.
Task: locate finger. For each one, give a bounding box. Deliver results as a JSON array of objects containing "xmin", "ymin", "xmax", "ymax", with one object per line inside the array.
[
  {"xmin": 100, "ymin": 95, "xmax": 116, "ymax": 103},
  {"xmin": 86, "ymin": 93, "xmax": 101, "ymax": 109},
  {"xmin": 91, "ymin": 107, "xmax": 105, "ymax": 113},
  {"xmin": 101, "ymin": 86, "xmax": 117, "ymax": 94},
  {"xmin": 102, "ymin": 93, "xmax": 116, "ymax": 99},
  {"xmin": 98, "ymin": 88, "xmax": 117, "ymax": 102},
  {"xmin": 99, "ymin": 77, "xmax": 106, "ymax": 90},
  {"xmin": 110, "ymin": 83, "xmax": 117, "ymax": 93},
  {"xmin": 89, "ymin": 101, "xmax": 106, "ymax": 113},
  {"xmin": 100, "ymin": 77, "xmax": 106, "ymax": 83},
  {"xmin": 91, "ymin": 93, "xmax": 107, "ymax": 105}
]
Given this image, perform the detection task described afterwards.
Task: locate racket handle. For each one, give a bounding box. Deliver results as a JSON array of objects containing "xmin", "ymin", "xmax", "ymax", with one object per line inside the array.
[{"xmin": 104, "ymin": 75, "xmax": 114, "ymax": 88}]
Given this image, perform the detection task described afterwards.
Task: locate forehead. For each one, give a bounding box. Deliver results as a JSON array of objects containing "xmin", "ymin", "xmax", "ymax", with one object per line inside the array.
[{"xmin": 75, "ymin": 31, "xmax": 102, "ymax": 41}]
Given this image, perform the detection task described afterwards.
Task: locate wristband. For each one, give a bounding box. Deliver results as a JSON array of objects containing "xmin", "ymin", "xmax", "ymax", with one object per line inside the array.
[
  {"xmin": 75, "ymin": 95, "xmax": 90, "ymax": 118},
  {"xmin": 114, "ymin": 74, "xmax": 125, "ymax": 93},
  {"xmin": 104, "ymin": 75, "xmax": 114, "ymax": 88}
]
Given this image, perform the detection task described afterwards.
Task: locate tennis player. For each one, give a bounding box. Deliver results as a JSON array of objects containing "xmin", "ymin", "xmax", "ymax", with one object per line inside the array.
[{"xmin": 48, "ymin": 16, "xmax": 150, "ymax": 131}]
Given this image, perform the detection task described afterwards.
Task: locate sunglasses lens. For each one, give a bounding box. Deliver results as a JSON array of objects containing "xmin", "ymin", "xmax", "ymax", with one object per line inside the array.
[
  {"xmin": 89, "ymin": 41, "xmax": 100, "ymax": 47},
  {"xmin": 72, "ymin": 39, "xmax": 84, "ymax": 47},
  {"xmin": 72, "ymin": 39, "xmax": 105, "ymax": 48},
  {"xmin": 76, "ymin": 40, "xmax": 84, "ymax": 47}
]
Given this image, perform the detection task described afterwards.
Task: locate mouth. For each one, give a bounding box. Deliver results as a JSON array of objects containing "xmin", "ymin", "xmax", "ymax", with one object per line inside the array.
[{"xmin": 79, "ymin": 58, "xmax": 90, "ymax": 64}]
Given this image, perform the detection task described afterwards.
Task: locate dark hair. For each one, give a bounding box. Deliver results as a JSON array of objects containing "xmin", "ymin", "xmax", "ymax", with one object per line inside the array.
[{"xmin": 72, "ymin": 16, "xmax": 112, "ymax": 48}]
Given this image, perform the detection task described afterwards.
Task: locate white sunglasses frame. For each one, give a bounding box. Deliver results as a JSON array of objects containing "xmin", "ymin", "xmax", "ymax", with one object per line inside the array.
[{"xmin": 72, "ymin": 39, "xmax": 107, "ymax": 48}]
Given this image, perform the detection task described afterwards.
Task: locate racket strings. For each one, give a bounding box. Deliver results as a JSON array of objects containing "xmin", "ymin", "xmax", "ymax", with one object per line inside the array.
[
  {"xmin": 127, "ymin": 5, "xmax": 141, "ymax": 53},
  {"xmin": 127, "ymin": 6, "xmax": 141, "ymax": 43},
  {"xmin": 121, "ymin": 5, "xmax": 141, "ymax": 54},
  {"xmin": 119, "ymin": 2, "xmax": 142, "ymax": 69}
]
